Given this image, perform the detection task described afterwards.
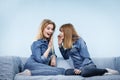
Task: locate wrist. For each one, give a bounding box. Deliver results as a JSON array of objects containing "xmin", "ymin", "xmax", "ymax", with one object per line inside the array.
[
  {"xmin": 47, "ymin": 47, "xmax": 51, "ymax": 51},
  {"xmin": 59, "ymin": 44, "xmax": 62, "ymax": 48}
]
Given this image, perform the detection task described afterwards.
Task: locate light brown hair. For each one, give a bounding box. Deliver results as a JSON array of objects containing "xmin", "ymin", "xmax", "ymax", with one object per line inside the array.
[
  {"xmin": 60, "ymin": 23, "xmax": 79, "ymax": 49},
  {"xmin": 36, "ymin": 19, "xmax": 56, "ymax": 40}
]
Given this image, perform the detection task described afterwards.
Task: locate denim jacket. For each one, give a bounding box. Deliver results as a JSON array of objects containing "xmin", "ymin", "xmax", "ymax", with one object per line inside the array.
[
  {"xmin": 29, "ymin": 39, "xmax": 56, "ymax": 64},
  {"xmin": 59, "ymin": 38, "xmax": 94, "ymax": 69}
]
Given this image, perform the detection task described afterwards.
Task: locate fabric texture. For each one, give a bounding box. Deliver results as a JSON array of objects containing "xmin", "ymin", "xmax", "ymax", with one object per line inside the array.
[
  {"xmin": 0, "ymin": 56, "xmax": 120, "ymax": 80},
  {"xmin": 0, "ymin": 56, "xmax": 23, "ymax": 80},
  {"xmin": 114, "ymin": 57, "xmax": 120, "ymax": 73},
  {"xmin": 92, "ymin": 57, "xmax": 115, "ymax": 69},
  {"xmin": 59, "ymin": 38, "xmax": 95, "ymax": 69},
  {"xmin": 57, "ymin": 57, "xmax": 74, "ymax": 69},
  {"xmin": 0, "ymin": 56, "xmax": 14, "ymax": 80}
]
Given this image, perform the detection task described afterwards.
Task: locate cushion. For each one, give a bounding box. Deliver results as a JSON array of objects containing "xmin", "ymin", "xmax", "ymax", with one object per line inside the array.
[
  {"xmin": 0, "ymin": 56, "xmax": 23, "ymax": 80},
  {"xmin": 85, "ymin": 75, "xmax": 120, "ymax": 80},
  {"xmin": 15, "ymin": 75, "xmax": 84, "ymax": 80},
  {"xmin": 57, "ymin": 57, "xmax": 74, "ymax": 69},
  {"xmin": 0, "ymin": 56, "xmax": 15, "ymax": 80},
  {"xmin": 114, "ymin": 56, "xmax": 120, "ymax": 73},
  {"xmin": 92, "ymin": 57, "xmax": 115, "ymax": 69}
]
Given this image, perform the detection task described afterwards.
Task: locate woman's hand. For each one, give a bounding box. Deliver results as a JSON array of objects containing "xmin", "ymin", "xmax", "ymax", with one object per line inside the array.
[
  {"xmin": 50, "ymin": 55, "xmax": 56, "ymax": 67},
  {"xmin": 74, "ymin": 69, "xmax": 81, "ymax": 75},
  {"xmin": 43, "ymin": 37, "xmax": 53, "ymax": 58},
  {"xmin": 48, "ymin": 37, "xmax": 53, "ymax": 49},
  {"xmin": 58, "ymin": 32, "xmax": 64, "ymax": 46}
]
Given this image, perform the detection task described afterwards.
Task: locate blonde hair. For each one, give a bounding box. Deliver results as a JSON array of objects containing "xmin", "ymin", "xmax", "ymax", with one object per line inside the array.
[
  {"xmin": 35, "ymin": 19, "xmax": 56, "ymax": 40},
  {"xmin": 60, "ymin": 23, "xmax": 79, "ymax": 49}
]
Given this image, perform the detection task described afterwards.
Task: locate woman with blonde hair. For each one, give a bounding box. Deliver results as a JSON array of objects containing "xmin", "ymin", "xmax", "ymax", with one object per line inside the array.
[
  {"xmin": 58, "ymin": 23, "xmax": 119, "ymax": 77},
  {"xmin": 19, "ymin": 19, "xmax": 65, "ymax": 76}
]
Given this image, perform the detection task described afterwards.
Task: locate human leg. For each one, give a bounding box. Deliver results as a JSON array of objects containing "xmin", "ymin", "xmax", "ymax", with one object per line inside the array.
[
  {"xmin": 31, "ymin": 68, "xmax": 64, "ymax": 76},
  {"xmin": 81, "ymin": 68, "xmax": 107, "ymax": 77},
  {"xmin": 18, "ymin": 69, "xmax": 31, "ymax": 76},
  {"xmin": 104, "ymin": 68, "xmax": 119, "ymax": 75},
  {"xmin": 24, "ymin": 62, "xmax": 65, "ymax": 76},
  {"xmin": 65, "ymin": 64, "xmax": 107, "ymax": 77},
  {"xmin": 65, "ymin": 69, "xmax": 76, "ymax": 75},
  {"xmin": 80, "ymin": 64, "xmax": 107, "ymax": 77},
  {"xmin": 65, "ymin": 68, "xmax": 82, "ymax": 75}
]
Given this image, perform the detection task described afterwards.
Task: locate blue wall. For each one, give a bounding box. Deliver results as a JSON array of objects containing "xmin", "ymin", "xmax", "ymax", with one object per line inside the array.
[{"xmin": 0, "ymin": 0, "xmax": 120, "ymax": 57}]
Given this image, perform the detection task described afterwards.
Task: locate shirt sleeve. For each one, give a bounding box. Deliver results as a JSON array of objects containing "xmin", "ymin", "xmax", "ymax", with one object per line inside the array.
[
  {"xmin": 52, "ymin": 47, "xmax": 57, "ymax": 56},
  {"xmin": 31, "ymin": 41, "xmax": 48, "ymax": 63},
  {"xmin": 59, "ymin": 46, "xmax": 69, "ymax": 60},
  {"xmin": 79, "ymin": 38, "xmax": 93, "ymax": 67}
]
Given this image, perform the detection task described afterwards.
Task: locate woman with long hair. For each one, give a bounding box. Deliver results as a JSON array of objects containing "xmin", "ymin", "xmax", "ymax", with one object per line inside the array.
[
  {"xmin": 19, "ymin": 19, "xmax": 65, "ymax": 76},
  {"xmin": 58, "ymin": 23, "xmax": 119, "ymax": 77}
]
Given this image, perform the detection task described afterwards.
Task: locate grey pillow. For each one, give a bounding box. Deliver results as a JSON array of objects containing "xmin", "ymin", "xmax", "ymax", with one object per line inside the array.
[
  {"xmin": 0, "ymin": 56, "xmax": 22, "ymax": 80},
  {"xmin": 92, "ymin": 57, "xmax": 115, "ymax": 69},
  {"xmin": 57, "ymin": 57, "xmax": 74, "ymax": 69},
  {"xmin": 114, "ymin": 56, "xmax": 120, "ymax": 73}
]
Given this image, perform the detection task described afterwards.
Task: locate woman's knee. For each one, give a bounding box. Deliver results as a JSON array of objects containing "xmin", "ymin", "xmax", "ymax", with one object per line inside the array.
[{"xmin": 80, "ymin": 71, "xmax": 89, "ymax": 77}]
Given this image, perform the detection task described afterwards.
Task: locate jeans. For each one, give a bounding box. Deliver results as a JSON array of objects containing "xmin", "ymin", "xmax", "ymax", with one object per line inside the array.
[
  {"xmin": 65, "ymin": 64, "xmax": 107, "ymax": 77},
  {"xmin": 80, "ymin": 64, "xmax": 107, "ymax": 77},
  {"xmin": 24, "ymin": 58, "xmax": 65, "ymax": 76}
]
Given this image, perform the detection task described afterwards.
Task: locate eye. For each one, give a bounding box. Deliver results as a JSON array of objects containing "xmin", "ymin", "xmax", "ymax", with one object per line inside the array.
[
  {"xmin": 51, "ymin": 28, "xmax": 54, "ymax": 31},
  {"xmin": 47, "ymin": 27, "xmax": 50, "ymax": 30}
]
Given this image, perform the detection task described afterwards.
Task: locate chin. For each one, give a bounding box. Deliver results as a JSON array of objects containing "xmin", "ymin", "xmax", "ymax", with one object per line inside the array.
[{"xmin": 46, "ymin": 36, "xmax": 50, "ymax": 39}]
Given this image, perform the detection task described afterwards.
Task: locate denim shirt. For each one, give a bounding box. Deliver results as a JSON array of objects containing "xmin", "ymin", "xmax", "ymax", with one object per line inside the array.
[
  {"xmin": 29, "ymin": 39, "xmax": 56, "ymax": 64},
  {"xmin": 59, "ymin": 38, "xmax": 95, "ymax": 69}
]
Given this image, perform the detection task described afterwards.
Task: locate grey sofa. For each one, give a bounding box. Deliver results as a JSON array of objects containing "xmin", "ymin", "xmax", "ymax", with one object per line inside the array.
[{"xmin": 0, "ymin": 56, "xmax": 120, "ymax": 80}]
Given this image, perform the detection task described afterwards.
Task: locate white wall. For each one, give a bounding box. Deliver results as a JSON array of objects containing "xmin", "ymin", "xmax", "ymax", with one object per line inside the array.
[{"xmin": 0, "ymin": 0, "xmax": 120, "ymax": 57}]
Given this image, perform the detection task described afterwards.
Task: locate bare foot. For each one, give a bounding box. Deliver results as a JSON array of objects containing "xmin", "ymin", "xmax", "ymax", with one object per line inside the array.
[
  {"xmin": 18, "ymin": 69, "xmax": 31, "ymax": 76},
  {"xmin": 105, "ymin": 68, "xmax": 119, "ymax": 75}
]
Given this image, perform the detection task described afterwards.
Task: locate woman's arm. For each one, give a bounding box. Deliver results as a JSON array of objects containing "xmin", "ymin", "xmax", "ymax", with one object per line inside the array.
[
  {"xmin": 49, "ymin": 46, "xmax": 57, "ymax": 66},
  {"xmin": 31, "ymin": 41, "xmax": 48, "ymax": 63},
  {"xmin": 79, "ymin": 38, "xmax": 93, "ymax": 67},
  {"xmin": 59, "ymin": 46, "xmax": 69, "ymax": 60},
  {"xmin": 50, "ymin": 55, "xmax": 56, "ymax": 67},
  {"xmin": 43, "ymin": 37, "xmax": 53, "ymax": 58},
  {"xmin": 31, "ymin": 40, "xmax": 52, "ymax": 63}
]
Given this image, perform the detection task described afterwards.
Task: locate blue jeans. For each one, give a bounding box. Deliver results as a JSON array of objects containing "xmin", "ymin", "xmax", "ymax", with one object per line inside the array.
[
  {"xmin": 24, "ymin": 59, "xmax": 65, "ymax": 76},
  {"xmin": 80, "ymin": 64, "xmax": 107, "ymax": 77},
  {"xmin": 65, "ymin": 64, "xmax": 107, "ymax": 77}
]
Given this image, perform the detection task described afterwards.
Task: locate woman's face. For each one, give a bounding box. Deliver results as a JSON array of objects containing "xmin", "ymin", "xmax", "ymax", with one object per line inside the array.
[
  {"xmin": 58, "ymin": 31, "xmax": 64, "ymax": 39},
  {"xmin": 43, "ymin": 24, "xmax": 54, "ymax": 39}
]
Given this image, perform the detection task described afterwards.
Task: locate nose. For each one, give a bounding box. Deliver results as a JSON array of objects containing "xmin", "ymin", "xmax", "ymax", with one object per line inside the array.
[
  {"xmin": 60, "ymin": 32, "xmax": 63, "ymax": 36},
  {"xmin": 50, "ymin": 29, "xmax": 53, "ymax": 33}
]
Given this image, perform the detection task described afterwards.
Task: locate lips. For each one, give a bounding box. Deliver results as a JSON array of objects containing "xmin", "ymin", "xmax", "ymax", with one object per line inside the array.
[
  {"xmin": 47, "ymin": 33, "xmax": 52, "ymax": 37},
  {"xmin": 58, "ymin": 34, "xmax": 62, "ymax": 37}
]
